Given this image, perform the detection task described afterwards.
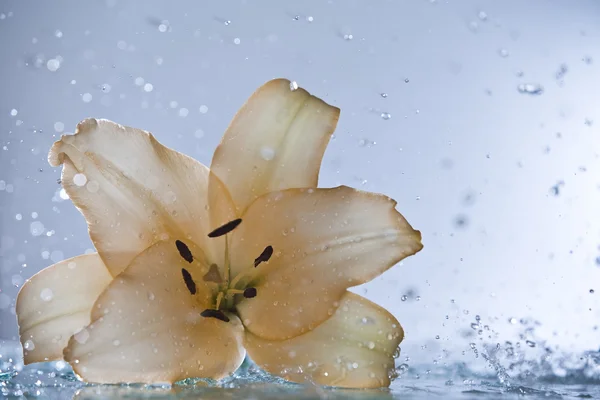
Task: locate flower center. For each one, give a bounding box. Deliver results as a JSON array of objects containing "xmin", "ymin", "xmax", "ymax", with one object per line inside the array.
[{"xmin": 174, "ymin": 218, "xmax": 272, "ymax": 323}]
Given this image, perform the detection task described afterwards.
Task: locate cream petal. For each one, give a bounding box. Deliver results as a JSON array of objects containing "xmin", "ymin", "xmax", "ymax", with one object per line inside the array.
[
  {"xmin": 49, "ymin": 118, "xmax": 236, "ymax": 277},
  {"xmin": 245, "ymin": 292, "xmax": 403, "ymax": 388},
  {"xmin": 63, "ymin": 240, "xmax": 245, "ymax": 384},
  {"xmin": 231, "ymin": 186, "xmax": 422, "ymax": 340},
  {"xmin": 210, "ymin": 78, "xmax": 340, "ymax": 212},
  {"xmin": 16, "ymin": 254, "xmax": 112, "ymax": 364}
]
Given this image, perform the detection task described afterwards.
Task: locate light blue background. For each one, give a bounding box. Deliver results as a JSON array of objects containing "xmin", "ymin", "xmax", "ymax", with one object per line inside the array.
[{"xmin": 1, "ymin": 0, "xmax": 599, "ymax": 369}]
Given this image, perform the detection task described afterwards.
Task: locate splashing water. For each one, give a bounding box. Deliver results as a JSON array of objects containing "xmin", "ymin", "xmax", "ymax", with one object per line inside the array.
[{"xmin": 3, "ymin": 314, "xmax": 600, "ymax": 399}]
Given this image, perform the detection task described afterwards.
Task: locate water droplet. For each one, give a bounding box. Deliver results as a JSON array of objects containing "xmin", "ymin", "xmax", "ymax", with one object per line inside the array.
[
  {"xmin": 404, "ymin": 78, "xmax": 410, "ymax": 83},
  {"xmin": 54, "ymin": 122, "xmax": 64, "ymax": 132},
  {"xmin": 113, "ymin": 339, "xmax": 121, "ymax": 346},
  {"xmin": 82, "ymin": 93, "xmax": 93, "ymax": 103},
  {"xmin": 199, "ymin": 105, "xmax": 209, "ymax": 114},
  {"xmin": 224, "ymin": 20, "xmax": 231, "ymax": 26},
  {"xmin": 46, "ymin": 58, "xmax": 61, "ymax": 72},
  {"xmin": 469, "ymin": 343, "xmax": 476, "ymax": 349},
  {"xmin": 435, "ymin": 335, "xmax": 440, "ymax": 339},
  {"xmin": 509, "ymin": 317, "xmax": 517, "ymax": 324},
  {"xmin": 401, "ymin": 295, "xmax": 408, "ymax": 301},
  {"xmin": 40, "ymin": 288, "xmax": 53, "ymax": 302},
  {"xmin": 158, "ymin": 22, "xmax": 169, "ymax": 33},
  {"xmin": 260, "ymin": 146, "xmax": 276, "ymax": 161},
  {"xmin": 293, "ymin": 15, "xmax": 299, "ymax": 21},
  {"xmin": 24, "ymin": 340, "xmax": 35, "ymax": 351},
  {"xmin": 30, "ymin": 221, "xmax": 45, "ymax": 236},
  {"xmin": 233, "ymin": 37, "xmax": 241, "ymax": 45},
  {"xmin": 380, "ymin": 112, "xmax": 392, "ymax": 120},
  {"xmin": 10, "ymin": 109, "xmax": 17, "ymax": 116},
  {"xmin": 380, "ymin": 93, "xmax": 388, "ymax": 98},
  {"xmin": 290, "ymin": 81, "xmax": 299, "ymax": 91},
  {"xmin": 478, "ymin": 11, "xmax": 488, "ymax": 21},
  {"xmin": 498, "ymin": 48, "xmax": 509, "ymax": 58},
  {"xmin": 307, "ymin": 16, "xmax": 314, "ymax": 22},
  {"xmin": 178, "ymin": 108, "xmax": 189, "ymax": 117},
  {"xmin": 590, "ymin": 289, "xmax": 595, "ymax": 294},
  {"xmin": 416, "ymin": 296, "xmax": 421, "ymax": 301},
  {"xmin": 517, "ymin": 83, "xmax": 544, "ymax": 95},
  {"xmin": 367, "ymin": 341, "xmax": 375, "ymax": 350},
  {"xmin": 343, "ymin": 34, "xmax": 353, "ymax": 40},
  {"xmin": 525, "ymin": 340, "xmax": 536, "ymax": 347},
  {"xmin": 55, "ymin": 29, "xmax": 63, "ymax": 38},
  {"xmin": 595, "ymin": 256, "xmax": 600, "ymax": 266},
  {"xmin": 15, "ymin": 213, "xmax": 22, "ymax": 221},
  {"xmin": 73, "ymin": 173, "xmax": 87, "ymax": 187},
  {"xmin": 143, "ymin": 83, "xmax": 154, "ymax": 92}
]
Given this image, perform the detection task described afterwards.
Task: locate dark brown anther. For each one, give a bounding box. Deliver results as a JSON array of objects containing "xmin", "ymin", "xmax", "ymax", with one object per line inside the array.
[
  {"xmin": 207, "ymin": 218, "xmax": 242, "ymax": 238},
  {"xmin": 200, "ymin": 309, "xmax": 230, "ymax": 322},
  {"xmin": 181, "ymin": 268, "xmax": 196, "ymax": 295},
  {"xmin": 254, "ymin": 245, "xmax": 273, "ymax": 267},
  {"xmin": 243, "ymin": 287, "xmax": 257, "ymax": 298},
  {"xmin": 175, "ymin": 240, "xmax": 193, "ymax": 263}
]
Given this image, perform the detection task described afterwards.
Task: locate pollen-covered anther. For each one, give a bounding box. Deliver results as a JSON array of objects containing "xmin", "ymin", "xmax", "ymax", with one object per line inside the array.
[
  {"xmin": 200, "ymin": 308, "xmax": 230, "ymax": 322},
  {"xmin": 254, "ymin": 245, "xmax": 273, "ymax": 267},
  {"xmin": 175, "ymin": 240, "xmax": 193, "ymax": 263},
  {"xmin": 181, "ymin": 268, "xmax": 196, "ymax": 295},
  {"xmin": 207, "ymin": 218, "xmax": 242, "ymax": 238}
]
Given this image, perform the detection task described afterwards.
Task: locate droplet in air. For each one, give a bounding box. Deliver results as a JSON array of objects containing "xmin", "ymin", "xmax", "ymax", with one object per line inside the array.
[
  {"xmin": 24, "ymin": 340, "xmax": 35, "ymax": 351},
  {"xmin": 525, "ymin": 340, "xmax": 536, "ymax": 347},
  {"xmin": 46, "ymin": 58, "xmax": 61, "ymax": 72},
  {"xmin": 404, "ymin": 78, "xmax": 410, "ymax": 83},
  {"xmin": 307, "ymin": 16, "xmax": 314, "ymax": 22},
  {"xmin": 54, "ymin": 122, "xmax": 65, "ymax": 132},
  {"xmin": 224, "ymin": 20, "xmax": 231, "ymax": 26},
  {"xmin": 401, "ymin": 295, "xmax": 408, "ymax": 301},
  {"xmin": 144, "ymin": 83, "xmax": 154, "ymax": 92},
  {"xmin": 233, "ymin": 37, "xmax": 241, "ymax": 45},
  {"xmin": 82, "ymin": 93, "xmax": 93, "ymax": 103},
  {"xmin": 30, "ymin": 221, "xmax": 45, "ymax": 236},
  {"xmin": 10, "ymin": 109, "xmax": 17, "ymax": 116},
  {"xmin": 380, "ymin": 93, "xmax": 388, "ymax": 98},
  {"xmin": 478, "ymin": 11, "xmax": 488, "ymax": 21},
  {"xmin": 498, "ymin": 48, "xmax": 509, "ymax": 58},
  {"xmin": 343, "ymin": 34, "xmax": 353, "ymax": 40},
  {"xmin": 380, "ymin": 112, "xmax": 392, "ymax": 120},
  {"xmin": 517, "ymin": 83, "xmax": 544, "ymax": 95},
  {"xmin": 199, "ymin": 105, "xmax": 208, "ymax": 114}
]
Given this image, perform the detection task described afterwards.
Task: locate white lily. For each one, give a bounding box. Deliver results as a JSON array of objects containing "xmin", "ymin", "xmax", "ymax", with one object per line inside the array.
[{"xmin": 16, "ymin": 79, "xmax": 422, "ymax": 388}]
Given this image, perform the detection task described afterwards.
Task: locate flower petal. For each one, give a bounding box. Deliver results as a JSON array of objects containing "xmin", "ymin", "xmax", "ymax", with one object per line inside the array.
[
  {"xmin": 63, "ymin": 240, "xmax": 245, "ymax": 384},
  {"xmin": 231, "ymin": 186, "xmax": 422, "ymax": 340},
  {"xmin": 245, "ymin": 292, "xmax": 403, "ymax": 388},
  {"xmin": 210, "ymin": 79, "xmax": 340, "ymax": 212},
  {"xmin": 16, "ymin": 254, "xmax": 112, "ymax": 364},
  {"xmin": 49, "ymin": 118, "xmax": 236, "ymax": 277}
]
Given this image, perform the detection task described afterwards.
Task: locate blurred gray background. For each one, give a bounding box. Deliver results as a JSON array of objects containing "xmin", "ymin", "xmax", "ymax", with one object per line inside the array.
[{"xmin": 1, "ymin": 0, "xmax": 599, "ymax": 369}]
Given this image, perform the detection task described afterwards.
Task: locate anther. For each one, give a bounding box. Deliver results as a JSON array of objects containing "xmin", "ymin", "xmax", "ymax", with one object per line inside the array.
[
  {"xmin": 200, "ymin": 309, "xmax": 230, "ymax": 322},
  {"xmin": 175, "ymin": 240, "xmax": 193, "ymax": 263},
  {"xmin": 208, "ymin": 218, "xmax": 242, "ymax": 238},
  {"xmin": 243, "ymin": 287, "xmax": 257, "ymax": 298},
  {"xmin": 254, "ymin": 245, "xmax": 273, "ymax": 267},
  {"xmin": 181, "ymin": 268, "xmax": 196, "ymax": 295}
]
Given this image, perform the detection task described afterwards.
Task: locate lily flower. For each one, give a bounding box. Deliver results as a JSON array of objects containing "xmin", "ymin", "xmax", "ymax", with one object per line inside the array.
[{"xmin": 16, "ymin": 79, "xmax": 422, "ymax": 388}]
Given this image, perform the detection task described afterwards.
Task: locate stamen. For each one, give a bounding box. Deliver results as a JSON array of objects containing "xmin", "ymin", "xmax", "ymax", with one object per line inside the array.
[
  {"xmin": 202, "ymin": 263, "xmax": 223, "ymax": 283},
  {"xmin": 243, "ymin": 287, "xmax": 257, "ymax": 298},
  {"xmin": 215, "ymin": 291, "xmax": 224, "ymax": 310},
  {"xmin": 208, "ymin": 218, "xmax": 242, "ymax": 238},
  {"xmin": 200, "ymin": 309, "xmax": 230, "ymax": 322},
  {"xmin": 254, "ymin": 245, "xmax": 273, "ymax": 267},
  {"xmin": 175, "ymin": 240, "xmax": 193, "ymax": 263},
  {"xmin": 181, "ymin": 268, "xmax": 196, "ymax": 295}
]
